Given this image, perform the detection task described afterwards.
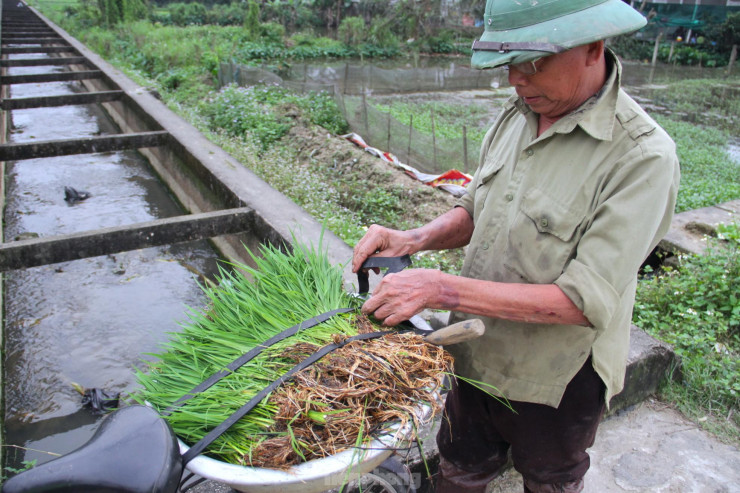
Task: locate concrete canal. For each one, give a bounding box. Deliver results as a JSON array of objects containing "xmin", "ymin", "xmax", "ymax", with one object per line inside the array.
[
  {"xmin": 0, "ymin": 0, "xmax": 353, "ymax": 478},
  {"xmin": 0, "ymin": 3, "xmax": 224, "ymax": 472}
]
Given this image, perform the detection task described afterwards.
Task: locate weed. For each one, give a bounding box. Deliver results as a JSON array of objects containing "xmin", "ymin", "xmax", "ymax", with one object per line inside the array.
[
  {"xmin": 198, "ymin": 84, "xmax": 347, "ymax": 151},
  {"xmin": 373, "ymin": 100, "xmax": 491, "ymax": 144},
  {"xmin": 654, "ymin": 116, "xmax": 740, "ymax": 212},
  {"xmin": 634, "ymin": 223, "xmax": 739, "ymax": 437},
  {"xmin": 2, "ymin": 459, "xmax": 37, "ymax": 481}
]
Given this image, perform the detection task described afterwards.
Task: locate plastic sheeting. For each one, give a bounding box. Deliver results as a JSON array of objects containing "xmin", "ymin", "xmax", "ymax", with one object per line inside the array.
[{"xmin": 341, "ymin": 132, "xmax": 471, "ymax": 197}]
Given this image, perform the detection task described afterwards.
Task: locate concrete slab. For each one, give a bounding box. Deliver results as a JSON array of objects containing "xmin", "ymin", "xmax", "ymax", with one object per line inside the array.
[
  {"xmin": 485, "ymin": 400, "xmax": 740, "ymax": 493},
  {"xmin": 660, "ymin": 199, "xmax": 740, "ymax": 255},
  {"xmin": 609, "ymin": 325, "xmax": 680, "ymax": 412}
]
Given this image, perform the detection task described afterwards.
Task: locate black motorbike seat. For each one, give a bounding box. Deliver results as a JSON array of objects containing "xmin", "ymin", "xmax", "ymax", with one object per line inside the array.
[{"xmin": 2, "ymin": 405, "xmax": 183, "ymax": 493}]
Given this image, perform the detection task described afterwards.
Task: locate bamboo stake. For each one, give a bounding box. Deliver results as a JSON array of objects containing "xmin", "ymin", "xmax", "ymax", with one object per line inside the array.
[
  {"xmin": 343, "ymin": 62, "xmax": 349, "ymax": 95},
  {"xmin": 431, "ymin": 109, "xmax": 437, "ymax": 170},
  {"xmin": 728, "ymin": 44, "xmax": 737, "ymax": 76},
  {"xmin": 651, "ymin": 31, "xmax": 663, "ymax": 67},
  {"xmin": 387, "ymin": 109, "xmax": 391, "ymax": 151},
  {"xmin": 362, "ymin": 91, "xmax": 368, "ymax": 136},
  {"xmin": 462, "ymin": 125, "xmax": 469, "ymax": 174},
  {"xmin": 407, "ymin": 114, "xmax": 413, "ymax": 164}
]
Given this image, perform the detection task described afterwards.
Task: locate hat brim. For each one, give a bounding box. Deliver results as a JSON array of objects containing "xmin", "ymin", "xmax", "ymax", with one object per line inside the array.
[{"xmin": 471, "ymin": 0, "xmax": 646, "ymax": 69}]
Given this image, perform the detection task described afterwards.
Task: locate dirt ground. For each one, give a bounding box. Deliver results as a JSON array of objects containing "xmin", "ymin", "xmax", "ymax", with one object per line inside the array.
[{"xmin": 283, "ymin": 108, "xmax": 460, "ymax": 228}]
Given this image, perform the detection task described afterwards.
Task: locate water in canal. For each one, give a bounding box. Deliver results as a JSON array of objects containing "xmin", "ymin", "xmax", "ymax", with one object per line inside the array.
[{"xmin": 2, "ymin": 52, "xmax": 222, "ymax": 470}]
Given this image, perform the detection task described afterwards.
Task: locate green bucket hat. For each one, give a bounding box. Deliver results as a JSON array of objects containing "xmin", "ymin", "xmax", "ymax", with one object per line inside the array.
[{"xmin": 471, "ymin": 0, "xmax": 647, "ymax": 69}]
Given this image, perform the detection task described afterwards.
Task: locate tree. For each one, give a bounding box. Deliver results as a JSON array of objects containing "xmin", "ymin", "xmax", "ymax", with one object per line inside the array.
[
  {"xmin": 719, "ymin": 12, "xmax": 740, "ymax": 50},
  {"xmin": 338, "ymin": 16, "xmax": 365, "ymax": 46},
  {"xmin": 243, "ymin": 0, "xmax": 260, "ymax": 40},
  {"xmin": 97, "ymin": 0, "xmax": 149, "ymax": 26}
]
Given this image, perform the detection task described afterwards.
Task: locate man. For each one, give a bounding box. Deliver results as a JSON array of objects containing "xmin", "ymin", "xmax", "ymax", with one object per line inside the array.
[{"xmin": 351, "ymin": 1, "xmax": 680, "ymax": 492}]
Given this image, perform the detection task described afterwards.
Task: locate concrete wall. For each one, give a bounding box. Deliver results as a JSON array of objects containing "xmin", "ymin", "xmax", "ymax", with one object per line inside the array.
[
  {"xmin": 0, "ymin": 1, "xmax": 5, "ymax": 468},
  {"xmin": 29, "ymin": 7, "xmax": 358, "ymax": 289}
]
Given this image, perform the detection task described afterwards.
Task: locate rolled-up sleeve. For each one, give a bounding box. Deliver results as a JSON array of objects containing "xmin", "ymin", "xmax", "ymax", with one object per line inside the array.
[{"xmin": 556, "ymin": 145, "xmax": 679, "ymax": 335}]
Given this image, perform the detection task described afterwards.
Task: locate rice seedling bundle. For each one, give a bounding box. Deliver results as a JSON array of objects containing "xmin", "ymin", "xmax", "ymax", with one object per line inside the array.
[{"xmin": 132, "ymin": 238, "xmax": 452, "ymax": 468}]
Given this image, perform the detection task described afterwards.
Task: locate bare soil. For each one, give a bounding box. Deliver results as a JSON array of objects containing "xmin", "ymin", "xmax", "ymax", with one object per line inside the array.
[{"xmin": 284, "ymin": 108, "xmax": 459, "ymax": 229}]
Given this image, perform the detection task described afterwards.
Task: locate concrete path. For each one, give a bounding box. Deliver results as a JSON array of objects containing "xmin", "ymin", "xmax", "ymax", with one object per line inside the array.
[
  {"xmin": 192, "ymin": 398, "xmax": 740, "ymax": 493},
  {"xmin": 490, "ymin": 399, "xmax": 740, "ymax": 493}
]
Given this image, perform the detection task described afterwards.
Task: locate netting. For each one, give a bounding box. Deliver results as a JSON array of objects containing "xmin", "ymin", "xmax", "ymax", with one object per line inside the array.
[
  {"xmin": 281, "ymin": 62, "xmax": 502, "ymax": 94},
  {"xmin": 217, "ymin": 62, "xmax": 502, "ymax": 175},
  {"xmin": 335, "ymin": 92, "xmax": 480, "ymax": 175}
]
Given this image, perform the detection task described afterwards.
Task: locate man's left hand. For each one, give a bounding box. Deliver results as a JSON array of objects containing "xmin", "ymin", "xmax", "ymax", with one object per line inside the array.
[{"xmin": 362, "ymin": 268, "xmax": 442, "ymax": 326}]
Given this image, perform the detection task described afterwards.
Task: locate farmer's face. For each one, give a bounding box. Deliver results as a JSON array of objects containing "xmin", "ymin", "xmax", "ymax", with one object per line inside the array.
[{"xmin": 507, "ymin": 42, "xmax": 604, "ymax": 121}]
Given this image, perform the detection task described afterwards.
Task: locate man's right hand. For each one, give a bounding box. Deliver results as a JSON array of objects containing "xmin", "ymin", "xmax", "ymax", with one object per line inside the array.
[{"xmin": 351, "ymin": 225, "xmax": 419, "ymax": 274}]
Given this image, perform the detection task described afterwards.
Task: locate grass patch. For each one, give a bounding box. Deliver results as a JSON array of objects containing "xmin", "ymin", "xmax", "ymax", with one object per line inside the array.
[
  {"xmin": 635, "ymin": 77, "xmax": 740, "ymax": 441},
  {"xmin": 648, "ymin": 79, "xmax": 740, "ymax": 130},
  {"xmin": 634, "ymin": 223, "xmax": 740, "ymax": 441},
  {"xmin": 207, "ymin": 131, "xmax": 368, "ymax": 246},
  {"xmin": 655, "ymin": 116, "xmax": 740, "ymax": 212},
  {"xmin": 372, "ymin": 100, "xmax": 491, "ymax": 144},
  {"xmin": 198, "ymin": 84, "xmax": 348, "ymax": 150}
]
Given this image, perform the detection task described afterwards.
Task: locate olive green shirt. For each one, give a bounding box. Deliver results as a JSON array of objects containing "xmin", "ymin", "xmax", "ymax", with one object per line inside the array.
[{"xmin": 448, "ymin": 52, "xmax": 680, "ymax": 408}]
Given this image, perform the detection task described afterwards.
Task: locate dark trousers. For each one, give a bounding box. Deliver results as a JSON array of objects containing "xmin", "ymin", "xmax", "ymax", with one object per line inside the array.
[{"xmin": 436, "ymin": 359, "xmax": 606, "ymax": 493}]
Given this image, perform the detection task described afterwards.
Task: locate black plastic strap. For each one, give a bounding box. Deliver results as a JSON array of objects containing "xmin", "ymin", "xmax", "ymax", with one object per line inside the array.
[
  {"xmin": 357, "ymin": 255, "xmax": 412, "ymax": 294},
  {"xmin": 181, "ymin": 329, "xmax": 395, "ymax": 465},
  {"xmin": 162, "ymin": 308, "xmax": 354, "ymax": 416},
  {"xmin": 471, "ymin": 40, "xmax": 568, "ymax": 54}
]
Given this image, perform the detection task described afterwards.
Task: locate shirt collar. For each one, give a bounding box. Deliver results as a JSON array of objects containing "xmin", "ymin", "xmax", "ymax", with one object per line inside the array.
[{"xmin": 510, "ymin": 48, "xmax": 622, "ymax": 142}]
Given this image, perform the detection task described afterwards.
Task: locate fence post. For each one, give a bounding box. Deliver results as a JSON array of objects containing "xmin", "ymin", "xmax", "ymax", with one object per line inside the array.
[
  {"xmin": 343, "ymin": 63, "xmax": 349, "ymax": 95},
  {"xmin": 362, "ymin": 91, "xmax": 369, "ymax": 136},
  {"xmin": 431, "ymin": 109, "xmax": 438, "ymax": 171},
  {"xmin": 408, "ymin": 115, "xmax": 413, "ymax": 164},
  {"xmin": 462, "ymin": 125, "xmax": 469, "ymax": 174},
  {"xmin": 728, "ymin": 44, "xmax": 737, "ymax": 76},
  {"xmin": 387, "ymin": 109, "xmax": 391, "ymax": 151},
  {"xmin": 651, "ymin": 32, "xmax": 663, "ymax": 67}
]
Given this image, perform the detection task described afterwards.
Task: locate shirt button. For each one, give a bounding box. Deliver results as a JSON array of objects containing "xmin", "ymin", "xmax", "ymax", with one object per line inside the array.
[
  {"xmin": 540, "ymin": 218, "xmax": 549, "ymax": 228},
  {"xmin": 481, "ymin": 242, "xmax": 490, "ymax": 250},
  {"xmin": 505, "ymin": 193, "xmax": 514, "ymax": 202},
  {"xmin": 526, "ymin": 149, "xmax": 534, "ymax": 156}
]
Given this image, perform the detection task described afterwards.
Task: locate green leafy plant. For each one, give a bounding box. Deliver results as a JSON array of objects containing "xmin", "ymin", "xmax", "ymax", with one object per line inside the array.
[
  {"xmin": 654, "ymin": 116, "xmax": 740, "ymax": 213},
  {"xmin": 633, "ymin": 222, "xmax": 739, "ymax": 436},
  {"xmin": 337, "ymin": 16, "xmax": 366, "ymax": 47},
  {"xmin": 243, "ymin": 0, "xmax": 259, "ymax": 40},
  {"xmin": 197, "ymin": 84, "xmax": 348, "ymax": 150},
  {"xmin": 198, "ymin": 84, "xmax": 292, "ymax": 150},
  {"xmin": 2, "ymin": 459, "xmax": 37, "ymax": 481}
]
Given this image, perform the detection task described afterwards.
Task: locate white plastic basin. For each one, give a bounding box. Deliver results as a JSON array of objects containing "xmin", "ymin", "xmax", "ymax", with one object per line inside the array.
[{"xmin": 179, "ymin": 400, "xmax": 436, "ymax": 493}]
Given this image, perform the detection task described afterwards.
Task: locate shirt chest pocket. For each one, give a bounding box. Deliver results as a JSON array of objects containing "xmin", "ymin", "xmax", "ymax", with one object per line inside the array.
[
  {"xmin": 473, "ymin": 157, "xmax": 505, "ymax": 216},
  {"xmin": 504, "ymin": 188, "xmax": 585, "ymax": 284}
]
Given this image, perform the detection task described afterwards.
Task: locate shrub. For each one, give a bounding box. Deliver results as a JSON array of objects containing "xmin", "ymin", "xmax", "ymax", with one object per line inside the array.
[
  {"xmin": 243, "ymin": 0, "xmax": 259, "ymax": 39},
  {"xmin": 634, "ymin": 223, "xmax": 739, "ymax": 417},
  {"xmin": 199, "ymin": 84, "xmax": 292, "ymax": 150},
  {"xmin": 260, "ymin": 21, "xmax": 286, "ymax": 43},
  {"xmin": 368, "ymin": 19, "xmax": 400, "ymax": 51},
  {"xmin": 338, "ymin": 16, "xmax": 366, "ymax": 47},
  {"xmin": 169, "ymin": 2, "xmax": 206, "ymax": 26},
  {"xmin": 198, "ymin": 84, "xmax": 348, "ymax": 151},
  {"xmin": 207, "ymin": 2, "xmax": 246, "ymax": 26}
]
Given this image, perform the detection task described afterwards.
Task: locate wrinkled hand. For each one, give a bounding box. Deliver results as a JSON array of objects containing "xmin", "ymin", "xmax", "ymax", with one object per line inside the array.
[
  {"xmin": 352, "ymin": 225, "xmax": 418, "ymax": 274},
  {"xmin": 362, "ymin": 269, "xmax": 441, "ymax": 326}
]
